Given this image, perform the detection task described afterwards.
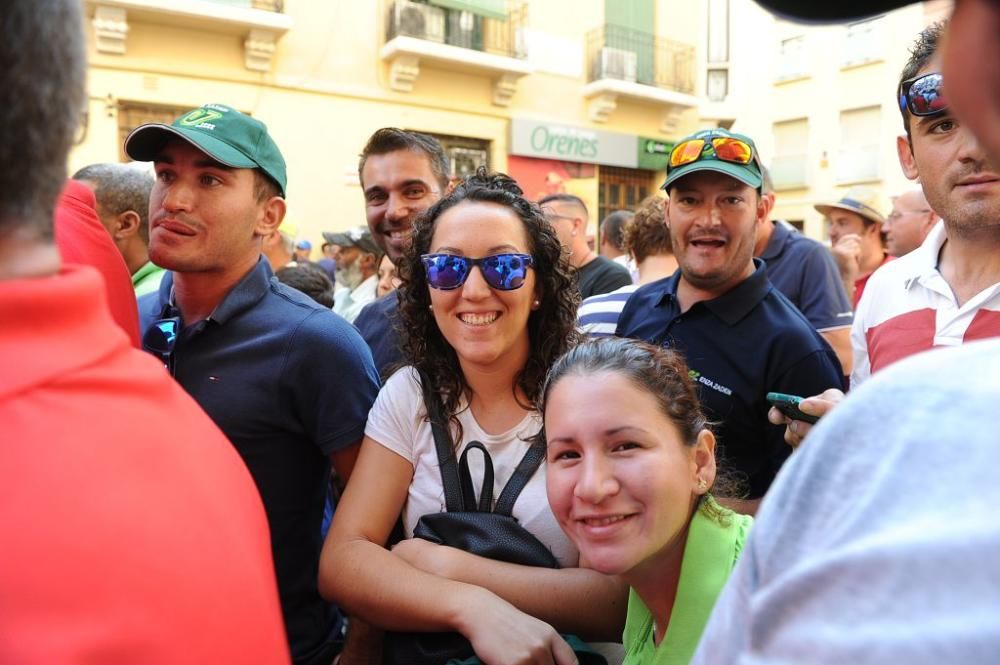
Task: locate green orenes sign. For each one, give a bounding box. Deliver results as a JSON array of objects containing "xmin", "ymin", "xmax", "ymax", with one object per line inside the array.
[
  {"xmin": 510, "ymin": 118, "xmax": 638, "ymax": 168},
  {"xmin": 637, "ymin": 137, "xmax": 675, "ymax": 171},
  {"xmin": 530, "ymin": 125, "xmax": 599, "ymax": 160}
]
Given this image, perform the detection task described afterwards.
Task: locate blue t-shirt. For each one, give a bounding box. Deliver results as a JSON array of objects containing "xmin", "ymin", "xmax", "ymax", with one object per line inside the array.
[
  {"xmin": 353, "ymin": 291, "xmax": 403, "ymax": 380},
  {"xmin": 759, "ymin": 221, "xmax": 853, "ymax": 331},
  {"xmin": 615, "ymin": 260, "xmax": 844, "ymax": 498},
  {"xmin": 139, "ymin": 258, "xmax": 379, "ymax": 665}
]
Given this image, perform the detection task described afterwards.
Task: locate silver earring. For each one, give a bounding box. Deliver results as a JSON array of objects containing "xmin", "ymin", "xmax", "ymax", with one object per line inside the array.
[{"xmin": 428, "ymin": 304, "xmax": 433, "ymax": 311}]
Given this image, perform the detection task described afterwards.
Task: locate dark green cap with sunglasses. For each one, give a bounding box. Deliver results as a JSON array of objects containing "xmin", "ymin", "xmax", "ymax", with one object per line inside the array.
[
  {"xmin": 124, "ymin": 103, "xmax": 287, "ymax": 197},
  {"xmin": 661, "ymin": 128, "xmax": 763, "ymax": 193}
]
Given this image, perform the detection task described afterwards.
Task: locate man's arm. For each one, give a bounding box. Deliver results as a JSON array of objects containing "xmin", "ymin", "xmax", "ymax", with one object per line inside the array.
[
  {"xmin": 797, "ymin": 242, "xmax": 855, "ymax": 374},
  {"xmin": 820, "ymin": 327, "xmax": 852, "ymax": 376},
  {"xmin": 329, "ymin": 440, "xmax": 361, "ymax": 482}
]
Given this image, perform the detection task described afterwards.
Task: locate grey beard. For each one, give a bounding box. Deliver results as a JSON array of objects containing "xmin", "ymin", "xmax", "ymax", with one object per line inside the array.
[{"xmin": 336, "ymin": 259, "xmax": 364, "ymax": 290}]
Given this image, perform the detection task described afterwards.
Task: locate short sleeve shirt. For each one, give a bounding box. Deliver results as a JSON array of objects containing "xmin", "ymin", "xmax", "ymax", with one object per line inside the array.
[
  {"xmin": 139, "ymin": 258, "xmax": 380, "ymax": 664},
  {"xmin": 365, "ymin": 367, "xmax": 579, "ymax": 568},
  {"xmin": 615, "ymin": 260, "xmax": 844, "ymax": 498},
  {"xmin": 577, "ymin": 255, "xmax": 634, "ymax": 299},
  {"xmin": 759, "ymin": 221, "xmax": 853, "ymax": 331},
  {"xmin": 354, "ymin": 292, "xmax": 404, "ymax": 379}
]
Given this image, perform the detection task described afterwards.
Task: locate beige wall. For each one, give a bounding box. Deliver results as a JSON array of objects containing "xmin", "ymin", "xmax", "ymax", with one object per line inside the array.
[
  {"xmin": 74, "ymin": 0, "xmax": 703, "ymax": 250},
  {"xmin": 724, "ymin": 0, "xmax": 938, "ymax": 240}
]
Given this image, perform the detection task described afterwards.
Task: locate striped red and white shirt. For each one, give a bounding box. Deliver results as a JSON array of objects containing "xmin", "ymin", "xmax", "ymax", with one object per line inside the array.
[{"xmin": 851, "ymin": 221, "xmax": 1000, "ymax": 386}]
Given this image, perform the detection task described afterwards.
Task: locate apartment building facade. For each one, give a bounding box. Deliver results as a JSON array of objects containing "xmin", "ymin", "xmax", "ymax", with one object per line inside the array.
[
  {"xmin": 74, "ymin": 0, "xmax": 726, "ymax": 246},
  {"xmin": 718, "ymin": 0, "xmax": 952, "ymax": 240}
]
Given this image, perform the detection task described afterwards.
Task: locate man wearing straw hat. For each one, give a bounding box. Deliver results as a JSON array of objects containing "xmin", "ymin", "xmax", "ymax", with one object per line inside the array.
[{"xmin": 814, "ymin": 186, "xmax": 890, "ymax": 308}]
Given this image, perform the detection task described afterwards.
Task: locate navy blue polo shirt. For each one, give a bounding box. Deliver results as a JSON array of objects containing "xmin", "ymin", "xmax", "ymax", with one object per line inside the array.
[
  {"xmin": 139, "ymin": 258, "xmax": 379, "ymax": 665},
  {"xmin": 760, "ymin": 221, "xmax": 854, "ymax": 332},
  {"xmin": 616, "ymin": 259, "xmax": 844, "ymax": 498},
  {"xmin": 353, "ymin": 291, "xmax": 404, "ymax": 380}
]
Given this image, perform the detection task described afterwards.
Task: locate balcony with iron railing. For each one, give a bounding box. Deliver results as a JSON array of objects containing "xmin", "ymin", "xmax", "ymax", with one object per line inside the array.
[
  {"xmin": 381, "ymin": 0, "xmax": 533, "ymax": 106},
  {"xmin": 586, "ymin": 25, "xmax": 695, "ymax": 94},
  {"xmin": 581, "ymin": 24, "xmax": 699, "ymax": 129},
  {"xmin": 87, "ymin": 0, "xmax": 292, "ymax": 71},
  {"xmin": 385, "ymin": 0, "xmax": 527, "ymax": 58}
]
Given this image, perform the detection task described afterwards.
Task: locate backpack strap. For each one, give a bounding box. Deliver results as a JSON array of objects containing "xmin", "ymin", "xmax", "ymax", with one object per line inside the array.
[
  {"xmin": 458, "ymin": 441, "xmax": 494, "ymax": 512},
  {"xmin": 418, "ymin": 370, "xmax": 545, "ymax": 517},
  {"xmin": 419, "ymin": 370, "xmax": 464, "ymax": 513},
  {"xmin": 493, "ymin": 443, "xmax": 546, "ymax": 517}
]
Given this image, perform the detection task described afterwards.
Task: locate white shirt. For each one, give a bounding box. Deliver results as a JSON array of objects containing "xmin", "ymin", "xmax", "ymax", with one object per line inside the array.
[
  {"xmin": 333, "ymin": 274, "xmax": 377, "ymax": 324},
  {"xmin": 851, "ymin": 221, "xmax": 1000, "ymax": 386},
  {"xmin": 365, "ymin": 367, "xmax": 579, "ymax": 568}
]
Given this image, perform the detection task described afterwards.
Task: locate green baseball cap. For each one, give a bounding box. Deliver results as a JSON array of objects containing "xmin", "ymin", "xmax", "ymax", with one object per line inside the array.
[
  {"xmin": 124, "ymin": 103, "xmax": 287, "ymax": 197},
  {"xmin": 661, "ymin": 128, "xmax": 763, "ymax": 192}
]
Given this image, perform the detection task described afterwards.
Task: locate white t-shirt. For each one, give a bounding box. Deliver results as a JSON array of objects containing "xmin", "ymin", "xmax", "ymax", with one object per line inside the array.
[{"xmin": 365, "ymin": 367, "xmax": 578, "ymax": 568}]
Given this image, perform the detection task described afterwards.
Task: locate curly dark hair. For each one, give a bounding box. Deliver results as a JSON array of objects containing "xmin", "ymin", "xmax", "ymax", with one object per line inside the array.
[{"xmin": 397, "ymin": 167, "xmax": 581, "ymax": 428}]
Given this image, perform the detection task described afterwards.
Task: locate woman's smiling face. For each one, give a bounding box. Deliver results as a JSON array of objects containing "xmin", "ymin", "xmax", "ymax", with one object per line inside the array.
[
  {"xmin": 544, "ymin": 370, "xmax": 714, "ymax": 579},
  {"xmin": 426, "ymin": 200, "xmax": 538, "ymax": 374}
]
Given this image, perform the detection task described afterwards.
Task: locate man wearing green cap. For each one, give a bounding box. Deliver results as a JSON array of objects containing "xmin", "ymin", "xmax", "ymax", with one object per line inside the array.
[
  {"xmin": 129, "ymin": 104, "xmax": 380, "ymax": 665},
  {"xmin": 616, "ymin": 128, "xmax": 844, "ymax": 512}
]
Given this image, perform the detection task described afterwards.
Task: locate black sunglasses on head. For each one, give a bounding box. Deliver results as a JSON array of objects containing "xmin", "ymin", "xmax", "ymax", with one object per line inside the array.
[{"xmin": 899, "ymin": 72, "xmax": 947, "ymax": 117}]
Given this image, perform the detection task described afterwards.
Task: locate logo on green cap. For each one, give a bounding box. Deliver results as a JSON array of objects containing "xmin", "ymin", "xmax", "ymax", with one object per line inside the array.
[{"xmin": 179, "ymin": 109, "xmax": 223, "ymax": 128}]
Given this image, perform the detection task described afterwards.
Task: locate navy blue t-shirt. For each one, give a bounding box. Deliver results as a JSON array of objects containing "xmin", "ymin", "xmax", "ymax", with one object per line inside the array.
[
  {"xmin": 139, "ymin": 258, "xmax": 379, "ymax": 665},
  {"xmin": 353, "ymin": 291, "xmax": 403, "ymax": 380},
  {"xmin": 760, "ymin": 221, "xmax": 853, "ymax": 331},
  {"xmin": 616, "ymin": 260, "xmax": 844, "ymax": 498}
]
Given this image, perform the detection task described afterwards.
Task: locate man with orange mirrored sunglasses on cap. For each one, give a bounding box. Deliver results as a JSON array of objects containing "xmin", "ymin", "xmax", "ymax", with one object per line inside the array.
[{"xmin": 615, "ymin": 128, "xmax": 844, "ymax": 515}]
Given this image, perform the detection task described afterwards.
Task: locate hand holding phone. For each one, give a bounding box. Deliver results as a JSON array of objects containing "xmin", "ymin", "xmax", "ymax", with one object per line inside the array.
[{"xmin": 766, "ymin": 392, "xmax": 820, "ymax": 425}]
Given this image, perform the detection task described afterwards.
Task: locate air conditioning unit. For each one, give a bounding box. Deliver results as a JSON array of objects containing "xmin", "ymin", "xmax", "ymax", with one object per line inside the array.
[
  {"xmin": 393, "ymin": 0, "xmax": 445, "ymax": 43},
  {"xmin": 594, "ymin": 47, "xmax": 638, "ymax": 83}
]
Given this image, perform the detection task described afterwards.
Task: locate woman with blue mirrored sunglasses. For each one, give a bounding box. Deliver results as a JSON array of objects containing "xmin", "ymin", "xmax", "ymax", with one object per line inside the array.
[
  {"xmin": 420, "ymin": 252, "xmax": 535, "ymax": 291},
  {"xmin": 321, "ymin": 168, "xmax": 627, "ymax": 664}
]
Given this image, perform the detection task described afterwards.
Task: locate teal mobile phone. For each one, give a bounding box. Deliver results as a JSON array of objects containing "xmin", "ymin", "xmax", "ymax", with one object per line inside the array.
[{"xmin": 766, "ymin": 392, "xmax": 820, "ymax": 425}]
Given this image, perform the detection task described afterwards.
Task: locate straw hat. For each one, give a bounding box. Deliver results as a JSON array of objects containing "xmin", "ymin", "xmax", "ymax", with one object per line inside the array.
[{"xmin": 814, "ymin": 186, "xmax": 885, "ymax": 225}]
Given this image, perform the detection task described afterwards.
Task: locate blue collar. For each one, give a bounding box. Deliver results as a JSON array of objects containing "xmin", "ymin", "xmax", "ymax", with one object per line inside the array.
[
  {"xmin": 759, "ymin": 221, "xmax": 793, "ymax": 262},
  {"xmin": 654, "ymin": 258, "xmax": 772, "ymax": 327},
  {"xmin": 157, "ymin": 257, "xmax": 274, "ymax": 326}
]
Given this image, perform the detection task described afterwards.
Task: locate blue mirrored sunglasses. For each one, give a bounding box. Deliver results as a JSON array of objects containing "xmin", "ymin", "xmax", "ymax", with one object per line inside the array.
[
  {"xmin": 421, "ymin": 253, "xmax": 534, "ymax": 291},
  {"xmin": 899, "ymin": 72, "xmax": 947, "ymax": 117}
]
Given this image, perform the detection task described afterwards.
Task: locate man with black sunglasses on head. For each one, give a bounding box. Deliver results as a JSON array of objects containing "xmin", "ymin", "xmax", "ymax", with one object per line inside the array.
[
  {"xmin": 130, "ymin": 105, "xmax": 380, "ymax": 665},
  {"xmin": 615, "ymin": 128, "xmax": 844, "ymax": 514},
  {"xmin": 689, "ymin": 9, "xmax": 1000, "ymax": 663},
  {"xmin": 774, "ymin": 22, "xmax": 1000, "ymax": 446}
]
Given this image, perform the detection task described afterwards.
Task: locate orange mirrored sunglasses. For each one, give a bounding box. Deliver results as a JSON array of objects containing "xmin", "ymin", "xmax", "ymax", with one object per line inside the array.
[{"xmin": 668, "ymin": 136, "xmax": 755, "ymax": 171}]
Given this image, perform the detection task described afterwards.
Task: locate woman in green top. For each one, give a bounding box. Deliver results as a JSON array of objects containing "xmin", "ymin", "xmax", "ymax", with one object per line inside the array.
[{"xmin": 541, "ymin": 337, "xmax": 752, "ymax": 665}]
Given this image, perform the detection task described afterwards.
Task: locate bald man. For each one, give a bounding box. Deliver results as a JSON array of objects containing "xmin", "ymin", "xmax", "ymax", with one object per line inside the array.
[{"xmin": 886, "ymin": 189, "xmax": 939, "ymax": 257}]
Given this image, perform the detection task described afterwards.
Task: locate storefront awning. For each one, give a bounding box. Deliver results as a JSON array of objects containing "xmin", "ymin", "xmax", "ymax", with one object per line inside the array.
[{"xmin": 428, "ymin": 0, "xmax": 508, "ymax": 21}]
